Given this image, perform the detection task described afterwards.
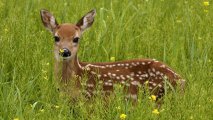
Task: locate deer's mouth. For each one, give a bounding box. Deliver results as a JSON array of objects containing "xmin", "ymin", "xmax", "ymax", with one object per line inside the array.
[{"xmin": 61, "ymin": 56, "xmax": 72, "ymax": 60}]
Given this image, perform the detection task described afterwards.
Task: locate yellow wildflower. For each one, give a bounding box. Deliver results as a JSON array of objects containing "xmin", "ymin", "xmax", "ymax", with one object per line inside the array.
[
  {"xmin": 138, "ymin": 99, "xmax": 141, "ymax": 102},
  {"xmin": 4, "ymin": 28, "xmax": 8, "ymax": 33},
  {"xmin": 149, "ymin": 95, "xmax": 157, "ymax": 101},
  {"xmin": 203, "ymin": 1, "xmax": 209, "ymax": 6},
  {"xmin": 64, "ymin": 2, "xmax": 68, "ymax": 6},
  {"xmin": 116, "ymin": 106, "xmax": 121, "ymax": 110},
  {"xmin": 46, "ymin": 62, "xmax": 49, "ymax": 65},
  {"xmin": 120, "ymin": 113, "xmax": 127, "ymax": 119},
  {"xmin": 40, "ymin": 109, "xmax": 44, "ymax": 112},
  {"xmin": 59, "ymin": 49, "xmax": 64, "ymax": 53},
  {"xmin": 14, "ymin": 118, "xmax": 19, "ymax": 120},
  {"xmin": 145, "ymin": 80, "xmax": 149, "ymax": 85},
  {"xmin": 42, "ymin": 69, "xmax": 47, "ymax": 73},
  {"xmin": 176, "ymin": 20, "xmax": 182, "ymax": 23},
  {"xmin": 44, "ymin": 76, "xmax": 48, "ymax": 80},
  {"xmin": 110, "ymin": 56, "xmax": 115, "ymax": 62},
  {"xmin": 152, "ymin": 109, "xmax": 160, "ymax": 115},
  {"xmin": 55, "ymin": 105, "xmax": 60, "ymax": 109},
  {"xmin": 204, "ymin": 9, "xmax": 209, "ymax": 13}
]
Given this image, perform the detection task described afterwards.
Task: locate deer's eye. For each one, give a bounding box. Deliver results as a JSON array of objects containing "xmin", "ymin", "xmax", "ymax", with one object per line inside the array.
[
  {"xmin": 54, "ymin": 36, "xmax": 60, "ymax": 42},
  {"xmin": 73, "ymin": 37, "xmax": 79, "ymax": 43}
]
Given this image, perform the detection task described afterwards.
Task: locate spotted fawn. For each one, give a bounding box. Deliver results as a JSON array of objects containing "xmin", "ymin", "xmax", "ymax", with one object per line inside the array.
[{"xmin": 40, "ymin": 9, "xmax": 185, "ymax": 101}]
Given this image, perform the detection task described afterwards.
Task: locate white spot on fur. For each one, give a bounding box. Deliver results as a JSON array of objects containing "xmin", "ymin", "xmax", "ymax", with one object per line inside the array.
[
  {"xmin": 86, "ymin": 91, "xmax": 92, "ymax": 97},
  {"xmin": 141, "ymin": 74, "xmax": 148, "ymax": 77},
  {"xmin": 107, "ymin": 72, "xmax": 112, "ymax": 76},
  {"xmin": 131, "ymin": 63, "xmax": 136, "ymax": 66},
  {"xmin": 88, "ymin": 64, "xmax": 105, "ymax": 68},
  {"xmin": 154, "ymin": 60, "xmax": 159, "ymax": 62},
  {"xmin": 131, "ymin": 81, "xmax": 139, "ymax": 86},
  {"xmin": 120, "ymin": 75, "xmax": 125, "ymax": 80},
  {"xmin": 101, "ymin": 66, "xmax": 106, "ymax": 69},
  {"xmin": 166, "ymin": 68, "xmax": 175, "ymax": 74},
  {"xmin": 152, "ymin": 68, "xmax": 155, "ymax": 72},
  {"xmin": 121, "ymin": 81, "xmax": 125, "ymax": 84},
  {"xmin": 149, "ymin": 72, "xmax": 155, "ymax": 77},
  {"xmin": 156, "ymin": 71, "xmax": 160, "ymax": 75},
  {"xmin": 104, "ymin": 82, "xmax": 113, "ymax": 86},
  {"xmin": 97, "ymin": 74, "xmax": 101, "ymax": 78},
  {"xmin": 126, "ymin": 75, "xmax": 130, "ymax": 78},
  {"xmin": 130, "ymin": 94, "xmax": 137, "ymax": 100},
  {"xmin": 130, "ymin": 72, "xmax": 135, "ymax": 76},
  {"xmin": 91, "ymin": 71, "xmax": 96, "ymax": 75},
  {"xmin": 108, "ymin": 83, "xmax": 113, "ymax": 86},
  {"xmin": 160, "ymin": 65, "xmax": 166, "ymax": 68},
  {"xmin": 87, "ymin": 84, "xmax": 94, "ymax": 87}
]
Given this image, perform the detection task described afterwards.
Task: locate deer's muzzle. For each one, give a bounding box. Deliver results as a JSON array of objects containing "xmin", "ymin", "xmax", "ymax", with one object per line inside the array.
[{"xmin": 59, "ymin": 48, "xmax": 71, "ymax": 58}]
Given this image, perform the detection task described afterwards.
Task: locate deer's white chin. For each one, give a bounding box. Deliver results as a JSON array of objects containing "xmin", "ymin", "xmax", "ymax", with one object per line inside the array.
[
  {"xmin": 54, "ymin": 53, "xmax": 72, "ymax": 61},
  {"xmin": 62, "ymin": 56, "xmax": 72, "ymax": 61},
  {"xmin": 55, "ymin": 56, "xmax": 72, "ymax": 62}
]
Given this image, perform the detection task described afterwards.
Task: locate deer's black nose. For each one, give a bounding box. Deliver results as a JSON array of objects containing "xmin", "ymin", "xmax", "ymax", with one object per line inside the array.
[{"xmin": 59, "ymin": 48, "xmax": 71, "ymax": 57}]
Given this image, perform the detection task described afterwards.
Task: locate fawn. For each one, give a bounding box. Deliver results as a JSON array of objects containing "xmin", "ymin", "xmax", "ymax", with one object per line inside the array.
[{"xmin": 40, "ymin": 9, "xmax": 185, "ymax": 101}]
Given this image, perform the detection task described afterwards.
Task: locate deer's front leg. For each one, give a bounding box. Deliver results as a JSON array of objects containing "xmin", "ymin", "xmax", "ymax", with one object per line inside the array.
[
  {"xmin": 85, "ymin": 75, "xmax": 97, "ymax": 98},
  {"xmin": 124, "ymin": 81, "xmax": 139, "ymax": 103},
  {"xmin": 103, "ymin": 79, "xmax": 114, "ymax": 96}
]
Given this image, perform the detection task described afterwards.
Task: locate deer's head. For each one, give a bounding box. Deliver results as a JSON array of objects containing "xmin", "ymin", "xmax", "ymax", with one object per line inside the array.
[{"xmin": 40, "ymin": 9, "xmax": 96, "ymax": 61}]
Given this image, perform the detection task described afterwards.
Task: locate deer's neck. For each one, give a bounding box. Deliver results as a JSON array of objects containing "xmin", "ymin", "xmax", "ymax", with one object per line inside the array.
[{"xmin": 57, "ymin": 55, "xmax": 82, "ymax": 83}]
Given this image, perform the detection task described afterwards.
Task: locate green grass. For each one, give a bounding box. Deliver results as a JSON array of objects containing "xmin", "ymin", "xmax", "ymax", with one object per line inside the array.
[{"xmin": 0, "ymin": 0, "xmax": 213, "ymax": 119}]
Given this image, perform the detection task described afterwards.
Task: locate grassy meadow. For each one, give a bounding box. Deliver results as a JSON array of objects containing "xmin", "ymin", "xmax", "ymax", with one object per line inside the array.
[{"xmin": 0, "ymin": 0, "xmax": 213, "ymax": 119}]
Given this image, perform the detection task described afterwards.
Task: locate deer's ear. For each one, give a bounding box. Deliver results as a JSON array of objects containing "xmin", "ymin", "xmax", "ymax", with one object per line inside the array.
[
  {"xmin": 40, "ymin": 9, "xmax": 58, "ymax": 33},
  {"xmin": 76, "ymin": 9, "xmax": 96, "ymax": 32}
]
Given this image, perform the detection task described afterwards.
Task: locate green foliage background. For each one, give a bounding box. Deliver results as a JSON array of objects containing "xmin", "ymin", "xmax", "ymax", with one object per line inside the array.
[{"xmin": 0, "ymin": 0, "xmax": 212, "ymax": 119}]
